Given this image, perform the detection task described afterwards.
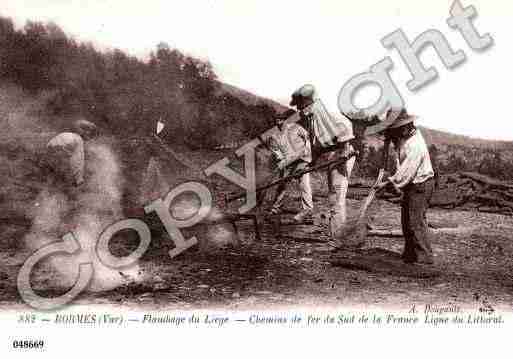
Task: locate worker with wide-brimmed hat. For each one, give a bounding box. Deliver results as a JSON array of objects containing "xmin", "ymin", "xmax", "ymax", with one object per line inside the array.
[
  {"xmin": 367, "ymin": 108, "xmax": 435, "ymax": 264},
  {"xmin": 290, "ymin": 84, "xmax": 356, "ymax": 238},
  {"xmin": 266, "ymin": 109, "xmax": 314, "ymax": 221}
]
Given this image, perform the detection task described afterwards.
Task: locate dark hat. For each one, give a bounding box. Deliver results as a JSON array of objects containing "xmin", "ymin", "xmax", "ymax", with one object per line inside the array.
[{"xmin": 364, "ymin": 108, "xmax": 416, "ymax": 136}]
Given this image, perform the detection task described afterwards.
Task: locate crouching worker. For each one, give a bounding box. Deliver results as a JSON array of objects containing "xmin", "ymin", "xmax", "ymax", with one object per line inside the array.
[
  {"xmin": 45, "ymin": 119, "xmax": 99, "ymax": 194},
  {"xmin": 267, "ymin": 109, "xmax": 314, "ymax": 222},
  {"xmin": 367, "ymin": 109, "xmax": 435, "ymax": 265}
]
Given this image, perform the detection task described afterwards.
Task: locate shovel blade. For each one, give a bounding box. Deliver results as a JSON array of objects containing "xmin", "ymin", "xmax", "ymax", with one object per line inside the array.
[{"xmin": 329, "ymin": 218, "xmax": 368, "ymax": 249}]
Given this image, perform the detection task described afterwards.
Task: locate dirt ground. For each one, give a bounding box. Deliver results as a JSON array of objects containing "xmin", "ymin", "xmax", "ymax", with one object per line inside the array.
[{"xmin": 1, "ymin": 194, "xmax": 512, "ymax": 312}]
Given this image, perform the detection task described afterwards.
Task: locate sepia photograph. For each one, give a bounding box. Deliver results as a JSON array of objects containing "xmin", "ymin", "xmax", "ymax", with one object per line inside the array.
[{"xmin": 0, "ymin": 0, "xmax": 511, "ymax": 356}]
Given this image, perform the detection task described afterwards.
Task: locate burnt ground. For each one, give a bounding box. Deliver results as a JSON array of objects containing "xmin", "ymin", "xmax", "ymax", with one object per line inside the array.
[{"xmin": 1, "ymin": 196, "xmax": 513, "ymax": 312}]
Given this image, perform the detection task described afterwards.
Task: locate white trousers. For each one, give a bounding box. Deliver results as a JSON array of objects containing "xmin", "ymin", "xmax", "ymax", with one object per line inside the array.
[
  {"xmin": 272, "ymin": 160, "xmax": 314, "ymax": 211},
  {"xmin": 327, "ymin": 153, "xmax": 355, "ymax": 236}
]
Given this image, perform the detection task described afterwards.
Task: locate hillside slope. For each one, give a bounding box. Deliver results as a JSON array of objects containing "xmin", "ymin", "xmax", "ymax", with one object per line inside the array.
[
  {"xmin": 217, "ymin": 80, "xmax": 513, "ymax": 151},
  {"xmin": 216, "ymin": 81, "xmax": 286, "ymax": 113}
]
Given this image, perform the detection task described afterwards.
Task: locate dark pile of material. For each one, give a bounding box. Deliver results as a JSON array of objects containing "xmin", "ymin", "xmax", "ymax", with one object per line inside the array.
[{"xmin": 348, "ymin": 172, "xmax": 513, "ymax": 216}]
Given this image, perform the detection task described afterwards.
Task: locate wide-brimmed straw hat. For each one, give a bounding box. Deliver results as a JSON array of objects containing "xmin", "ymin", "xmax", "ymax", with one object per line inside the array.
[{"xmin": 364, "ymin": 108, "xmax": 416, "ymax": 136}]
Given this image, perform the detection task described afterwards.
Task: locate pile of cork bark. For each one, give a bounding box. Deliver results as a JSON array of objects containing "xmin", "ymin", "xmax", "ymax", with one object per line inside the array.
[{"xmin": 348, "ymin": 172, "xmax": 513, "ymax": 216}]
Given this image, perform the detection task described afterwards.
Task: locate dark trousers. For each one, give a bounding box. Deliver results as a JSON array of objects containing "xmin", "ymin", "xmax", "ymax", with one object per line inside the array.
[{"xmin": 401, "ymin": 178, "xmax": 435, "ymax": 263}]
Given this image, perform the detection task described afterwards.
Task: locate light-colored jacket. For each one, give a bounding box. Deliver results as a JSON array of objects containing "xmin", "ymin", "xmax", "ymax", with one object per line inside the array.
[
  {"xmin": 268, "ymin": 122, "xmax": 312, "ymax": 167},
  {"xmin": 46, "ymin": 132, "xmax": 85, "ymax": 186},
  {"xmin": 388, "ymin": 129, "xmax": 434, "ymax": 189}
]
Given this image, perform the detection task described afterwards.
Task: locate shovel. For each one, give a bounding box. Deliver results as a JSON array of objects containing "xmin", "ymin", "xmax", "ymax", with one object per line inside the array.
[{"xmin": 329, "ymin": 140, "xmax": 391, "ymax": 249}]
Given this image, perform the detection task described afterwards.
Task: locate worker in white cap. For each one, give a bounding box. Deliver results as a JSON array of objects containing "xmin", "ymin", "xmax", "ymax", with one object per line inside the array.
[
  {"xmin": 45, "ymin": 119, "xmax": 99, "ymax": 189},
  {"xmin": 367, "ymin": 108, "xmax": 435, "ymax": 264},
  {"xmin": 46, "ymin": 132, "xmax": 86, "ymax": 188},
  {"xmin": 266, "ymin": 109, "xmax": 314, "ymax": 221},
  {"xmin": 290, "ymin": 84, "xmax": 356, "ymax": 239}
]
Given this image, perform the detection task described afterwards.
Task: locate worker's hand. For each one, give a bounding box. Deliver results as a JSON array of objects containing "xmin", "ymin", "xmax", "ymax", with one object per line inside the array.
[
  {"xmin": 277, "ymin": 159, "xmax": 287, "ymax": 170},
  {"xmin": 374, "ymin": 180, "xmax": 389, "ymax": 190},
  {"xmin": 379, "ymin": 180, "xmax": 403, "ymax": 196},
  {"xmin": 389, "ymin": 183, "xmax": 403, "ymax": 197},
  {"xmin": 309, "ymin": 154, "xmax": 318, "ymax": 167},
  {"xmin": 382, "ymin": 170, "xmax": 392, "ymax": 179},
  {"xmin": 271, "ymin": 150, "xmax": 283, "ymax": 162}
]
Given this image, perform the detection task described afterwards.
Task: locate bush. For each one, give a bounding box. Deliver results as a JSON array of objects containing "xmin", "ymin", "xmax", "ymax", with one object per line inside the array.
[{"xmin": 0, "ymin": 16, "xmax": 273, "ymax": 149}]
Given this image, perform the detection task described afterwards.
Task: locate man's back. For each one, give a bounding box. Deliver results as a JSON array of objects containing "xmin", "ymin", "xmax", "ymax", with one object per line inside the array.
[{"xmin": 46, "ymin": 132, "xmax": 85, "ymax": 187}]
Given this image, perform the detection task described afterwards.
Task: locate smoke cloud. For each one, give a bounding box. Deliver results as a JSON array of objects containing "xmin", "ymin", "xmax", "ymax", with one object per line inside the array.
[{"xmin": 24, "ymin": 140, "xmax": 144, "ymax": 293}]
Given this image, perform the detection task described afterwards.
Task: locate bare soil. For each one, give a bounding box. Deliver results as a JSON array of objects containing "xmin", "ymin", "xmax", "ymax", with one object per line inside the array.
[{"xmin": 2, "ymin": 195, "xmax": 512, "ymax": 312}]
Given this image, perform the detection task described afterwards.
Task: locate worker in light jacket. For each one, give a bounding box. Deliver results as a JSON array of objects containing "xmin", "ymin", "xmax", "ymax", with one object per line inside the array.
[
  {"xmin": 46, "ymin": 119, "xmax": 99, "ymax": 190},
  {"xmin": 290, "ymin": 84, "xmax": 356, "ymax": 240},
  {"xmin": 267, "ymin": 109, "xmax": 314, "ymax": 222},
  {"xmin": 367, "ymin": 108, "xmax": 435, "ymax": 264}
]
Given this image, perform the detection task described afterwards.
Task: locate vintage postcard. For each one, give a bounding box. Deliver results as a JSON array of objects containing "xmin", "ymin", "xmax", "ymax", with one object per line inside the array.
[{"xmin": 0, "ymin": 0, "xmax": 511, "ymax": 357}]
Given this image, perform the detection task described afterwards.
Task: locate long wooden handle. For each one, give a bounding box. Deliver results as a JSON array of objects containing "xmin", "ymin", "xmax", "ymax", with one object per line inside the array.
[
  {"xmin": 359, "ymin": 169, "xmax": 385, "ymax": 221},
  {"xmin": 256, "ymin": 134, "xmax": 274, "ymax": 152},
  {"xmin": 382, "ymin": 139, "xmax": 390, "ymax": 170},
  {"xmin": 359, "ymin": 141, "xmax": 391, "ymax": 220},
  {"xmin": 225, "ymin": 151, "xmax": 357, "ymax": 204}
]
